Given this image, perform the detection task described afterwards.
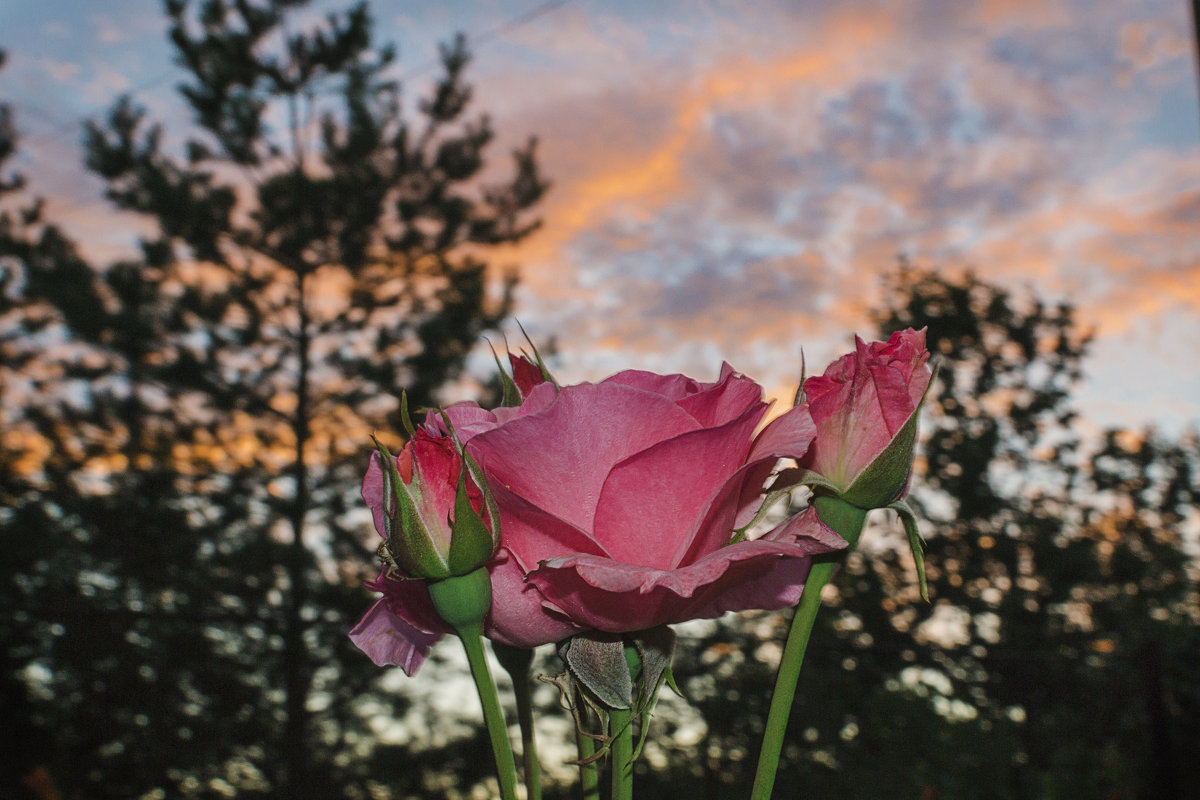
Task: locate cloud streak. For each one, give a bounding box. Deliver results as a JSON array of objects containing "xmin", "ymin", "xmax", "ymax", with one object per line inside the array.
[
  {"xmin": 4, "ymin": 0, "xmax": 1198, "ymax": 432},
  {"xmin": 465, "ymin": 0, "xmax": 1200, "ymax": 435}
]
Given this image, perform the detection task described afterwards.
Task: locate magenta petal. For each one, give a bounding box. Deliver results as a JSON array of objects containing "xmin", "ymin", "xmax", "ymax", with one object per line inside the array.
[
  {"xmin": 676, "ymin": 458, "xmax": 778, "ymax": 568},
  {"xmin": 491, "ymin": 381, "xmax": 560, "ymax": 425},
  {"xmin": 732, "ymin": 459, "xmax": 778, "ymax": 529},
  {"xmin": 605, "ymin": 364, "xmax": 761, "ymax": 428},
  {"xmin": 601, "ymin": 369, "xmax": 704, "ymax": 401},
  {"xmin": 758, "ymin": 505, "xmax": 850, "ymax": 549},
  {"xmin": 529, "ymin": 510, "xmax": 844, "ymax": 632},
  {"xmin": 748, "ymin": 403, "xmax": 816, "ymax": 463},
  {"xmin": 680, "ymin": 510, "xmax": 844, "ymax": 619},
  {"xmin": 468, "ymin": 383, "xmax": 700, "ymax": 531},
  {"xmin": 409, "ymin": 434, "xmax": 462, "ymax": 542},
  {"xmin": 807, "ymin": 336, "xmax": 922, "ymax": 489},
  {"xmin": 484, "ymin": 548, "xmax": 582, "ymax": 648},
  {"xmin": 676, "ymin": 404, "xmax": 818, "ymax": 566},
  {"xmin": 511, "ymin": 381, "xmax": 560, "ymax": 416},
  {"xmin": 349, "ymin": 599, "xmax": 443, "ymax": 675},
  {"xmin": 490, "ymin": 483, "xmax": 610, "ymax": 568},
  {"xmin": 362, "ymin": 452, "xmax": 388, "ymax": 538},
  {"xmin": 676, "ymin": 366, "xmax": 764, "ymax": 427},
  {"xmin": 364, "ymin": 570, "xmax": 449, "ymax": 636},
  {"xmin": 878, "ymin": 328, "xmax": 931, "ymax": 407},
  {"xmin": 592, "ymin": 403, "xmax": 764, "ymax": 568},
  {"xmin": 423, "ymin": 402, "xmax": 497, "ymax": 442},
  {"xmin": 509, "ymin": 353, "xmax": 547, "ymax": 397}
]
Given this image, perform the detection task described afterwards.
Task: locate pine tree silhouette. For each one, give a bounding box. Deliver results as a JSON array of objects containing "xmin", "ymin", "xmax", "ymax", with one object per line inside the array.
[{"xmin": 1, "ymin": 1, "xmax": 548, "ymax": 795}]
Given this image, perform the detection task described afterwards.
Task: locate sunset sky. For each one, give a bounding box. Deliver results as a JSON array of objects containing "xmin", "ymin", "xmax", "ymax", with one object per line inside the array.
[{"xmin": 3, "ymin": 0, "xmax": 1199, "ymax": 436}]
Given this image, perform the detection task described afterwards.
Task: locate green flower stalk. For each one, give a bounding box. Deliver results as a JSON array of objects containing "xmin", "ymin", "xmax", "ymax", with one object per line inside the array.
[
  {"xmin": 752, "ymin": 330, "xmax": 933, "ymax": 799},
  {"xmin": 494, "ymin": 643, "xmax": 543, "ymax": 800},
  {"xmin": 751, "ymin": 498, "xmax": 865, "ymax": 800},
  {"xmin": 428, "ymin": 569, "xmax": 520, "ymax": 800},
  {"xmin": 366, "ymin": 418, "xmax": 519, "ymax": 800}
]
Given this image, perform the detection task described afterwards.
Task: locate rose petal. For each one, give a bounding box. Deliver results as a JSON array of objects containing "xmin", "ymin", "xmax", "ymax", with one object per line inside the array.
[
  {"xmin": 409, "ymin": 434, "xmax": 463, "ymax": 552},
  {"xmin": 676, "ymin": 458, "xmax": 780, "ymax": 567},
  {"xmin": 676, "ymin": 365, "xmax": 764, "ymax": 427},
  {"xmin": 604, "ymin": 363, "xmax": 762, "ymax": 428},
  {"xmin": 805, "ymin": 333, "xmax": 928, "ymax": 489},
  {"xmin": 677, "ymin": 403, "xmax": 818, "ymax": 565},
  {"xmin": 601, "ymin": 369, "xmax": 704, "ymax": 401},
  {"xmin": 757, "ymin": 505, "xmax": 850, "ymax": 549},
  {"xmin": 509, "ymin": 353, "xmax": 547, "ymax": 397},
  {"xmin": 529, "ymin": 509, "xmax": 844, "ymax": 632},
  {"xmin": 362, "ymin": 452, "xmax": 388, "ymax": 538},
  {"xmin": 484, "ymin": 548, "xmax": 582, "ymax": 648},
  {"xmin": 489, "ymin": 482, "xmax": 611, "ymax": 567},
  {"xmin": 679, "ymin": 512, "xmax": 845, "ymax": 620},
  {"xmin": 349, "ymin": 599, "xmax": 444, "ymax": 675},
  {"xmin": 424, "ymin": 402, "xmax": 497, "ymax": 442},
  {"xmin": 468, "ymin": 382, "xmax": 700, "ymax": 531},
  {"xmin": 591, "ymin": 402, "xmax": 764, "ymax": 568},
  {"xmin": 748, "ymin": 402, "xmax": 817, "ymax": 463},
  {"xmin": 491, "ymin": 381, "xmax": 558, "ymax": 424},
  {"xmin": 364, "ymin": 570, "xmax": 449, "ymax": 636}
]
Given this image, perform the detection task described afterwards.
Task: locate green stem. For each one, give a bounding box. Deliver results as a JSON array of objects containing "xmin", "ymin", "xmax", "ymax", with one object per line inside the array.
[
  {"xmin": 750, "ymin": 497, "xmax": 867, "ymax": 800},
  {"xmin": 749, "ymin": 560, "xmax": 834, "ymax": 800},
  {"xmin": 495, "ymin": 644, "xmax": 542, "ymax": 800},
  {"xmin": 576, "ymin": 709, "xmax": 600, "ymax": 800},
  {"xmin": 457, "ymin": 622, "xmax": 520, "ymax": 800},
  {"xmin": 609, "ymin": 707, "xmax": 634, "ymax": 800}
]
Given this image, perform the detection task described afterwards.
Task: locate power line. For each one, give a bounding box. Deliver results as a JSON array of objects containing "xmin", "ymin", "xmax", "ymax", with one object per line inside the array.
[
  {"xmin": 13, "ymin": 0, "xmax": 574, "ymax": 155},
  {"xmin": 7, "ymin": 0, "xmax": 576, "ymax": 227}
]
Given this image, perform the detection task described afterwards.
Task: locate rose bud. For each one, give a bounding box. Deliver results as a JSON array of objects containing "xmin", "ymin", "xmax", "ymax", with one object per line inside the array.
[{"xmin": 800, "ymin": 328, "xmax": 933, "ymax": 510}]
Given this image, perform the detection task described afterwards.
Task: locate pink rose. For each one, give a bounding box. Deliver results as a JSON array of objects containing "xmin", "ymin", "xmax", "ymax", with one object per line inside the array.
[
  {"xmin": 801, "ymin": 328, "xmax": 932, "ymax": 506},
  {"xmin": 352, "ymin": 363, "xmax": 845, "ymax": 674}
]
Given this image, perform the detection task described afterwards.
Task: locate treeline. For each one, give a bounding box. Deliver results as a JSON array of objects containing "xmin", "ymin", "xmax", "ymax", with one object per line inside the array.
[
  {"xmin": 2, "ymin": 3, "xmax": 1198, "ymax": 799},
  {"xmin": 648, "ymin": 266, "xmax": 1200, "ymax": 800},
  {"xmin": 1, "ymin": 1, "xmax": 545, "ymax": 797}
]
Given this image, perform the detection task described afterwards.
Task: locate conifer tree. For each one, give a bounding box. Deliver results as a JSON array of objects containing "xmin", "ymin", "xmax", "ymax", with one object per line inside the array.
[
  {"xmin": 649, "ymin": 265, "xmax": 1198, "ymax": 799},
  {"xmin": 2, "ymin": 0, "xmax": 547, "ymax": 795}
]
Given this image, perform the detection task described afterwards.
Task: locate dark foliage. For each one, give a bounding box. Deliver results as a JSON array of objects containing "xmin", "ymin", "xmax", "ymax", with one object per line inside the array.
[
  {"xmin": 646, "ymin": 264, "xmax": 1199, "ymax": 799},
  {"xmin": 0, "ymin": 2, "xmax": 546, "ymax": 795}
]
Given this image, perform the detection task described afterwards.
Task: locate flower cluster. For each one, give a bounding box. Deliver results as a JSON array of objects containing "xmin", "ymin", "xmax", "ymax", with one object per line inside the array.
[{"xmin": 351, "ymin": 328, "xmax": 932, "ymax": 675}]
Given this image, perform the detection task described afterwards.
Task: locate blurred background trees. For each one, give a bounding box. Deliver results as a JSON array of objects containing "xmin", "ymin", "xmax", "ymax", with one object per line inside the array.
[
  {"xmin": 650, "ymin": 265, "xmax": 1200, "ymax": 800},
  {"xmin": 2, "ymin": 3, "xmax": 1198, "ymax": 799},
  {"xmin": 1, "ymin": 0, "xmax": 545, "ymax": 795}
]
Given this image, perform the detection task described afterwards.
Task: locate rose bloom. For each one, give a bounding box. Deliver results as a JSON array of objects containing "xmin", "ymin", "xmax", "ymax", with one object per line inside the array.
[
  {"xmin": 800, "ymin": 328, "xmax": 932, "ymax": 505},
  {"xmin": 351, "ymin": 361, "xmax": 845, "ymax": 675}
]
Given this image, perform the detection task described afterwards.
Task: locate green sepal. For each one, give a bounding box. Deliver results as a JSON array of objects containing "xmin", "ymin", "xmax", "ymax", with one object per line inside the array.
[
  {"xmin": 625, "ymin": 628, "xmax": 676, "ymax": 761},
  {"xmin": 372, "ymin": 435, "xmax": 451, "ymax": 579},
  {"xmin": 727, "ymin": 486, "xmax": 793, "ymax": 545},
  {"xmin": 488, "ymin": 340, "xmax": 523, "ymax": 408},
  {"xmin": 840, "ymin": 404, "xmax": 921, "ymax": 508},
  {"xmin": 398, "ymin": 391, "xmax": 416, "ymax": 438},
  {"xmin": 448, "ymin": 464, "xmax": 498, "ymax": 575},
  {"xmin": 555, "ymin": 627, "xmax": 677, "ymax": 765},
  {"xmin": 811, "ymin": 494, "xmax": 869, "ymax": 551},
  {"xmin": 371, "ymin": 436, "xmax": 396, "ymax": 543},
  {"xmin": 889, "ymin": 499, "xmax": 930, "ymax": 603},
  {"xmin": 663, "ymin": 664, "xmax": 682, "ymax": 698},
  {"xmin": 792, "ymin": 349, "xmax": 807, "ymax": 407},
  {"xmin": 561, "ymin": 633, "xmax": 632, "ymax": 710},
  {"xmin": 439, "ymin": 411, "xmax": 502, "ymax": 553},
  {"xmin": 796, "ymin": 470, "xmax": 845, "ymax": 499},
  {"xmin": 427, "ymin": 566, "xmax": 493, "ymax": 631}
]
